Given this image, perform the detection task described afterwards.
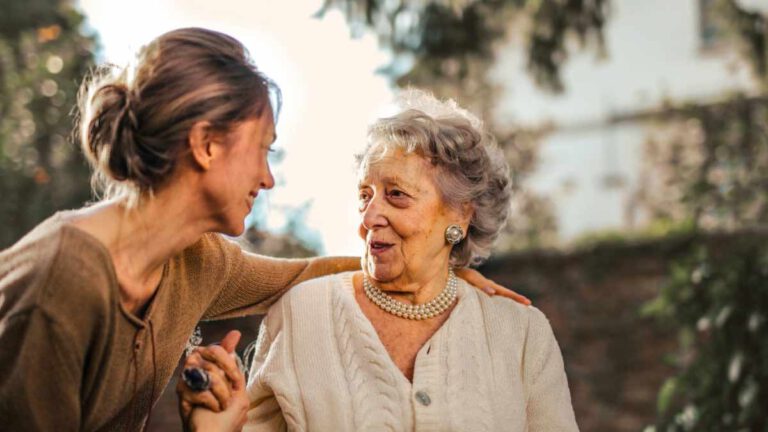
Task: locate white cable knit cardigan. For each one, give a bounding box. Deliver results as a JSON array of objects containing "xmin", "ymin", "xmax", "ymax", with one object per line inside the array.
[{"xmin": 245, "ymin": 272, "xmax": 579, "ymax": 431}]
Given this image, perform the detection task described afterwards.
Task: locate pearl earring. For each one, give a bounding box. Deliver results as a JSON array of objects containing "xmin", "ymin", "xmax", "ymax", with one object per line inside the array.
[{"xmin": 445, "ymin": 224, "xmax": 464, "ymax": 245}]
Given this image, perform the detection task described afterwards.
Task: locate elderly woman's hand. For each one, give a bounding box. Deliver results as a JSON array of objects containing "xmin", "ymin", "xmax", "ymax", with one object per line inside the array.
[
  {"xmin": 177, "ymin": 330, "xmax": 247, "ymax": 431},
  {"xmin": 455, "ymin": 268, "xmax": 531, "ymax": 305},
  {"xmin": 186, "ymin": 389, "xmax": 249, "ymax": 432}
]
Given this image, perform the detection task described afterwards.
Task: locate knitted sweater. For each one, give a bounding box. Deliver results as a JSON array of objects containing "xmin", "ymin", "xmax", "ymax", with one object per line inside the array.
[
  {"xmin": 245, "ymin": 272, "xmax": 579, "ymax": 431},
  {"xmin": 0, "ymin": 212, "xmax": 358, "ymax": 431}
]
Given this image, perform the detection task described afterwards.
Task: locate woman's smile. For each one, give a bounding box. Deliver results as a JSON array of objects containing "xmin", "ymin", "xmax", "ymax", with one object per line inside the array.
[
  {"xmin": 246, "ymin": 190, "xmax": 259, "ymax": 211},
  {"xmin": 368, "ymin": 239, "xmax": 394, "ymax": 256}
]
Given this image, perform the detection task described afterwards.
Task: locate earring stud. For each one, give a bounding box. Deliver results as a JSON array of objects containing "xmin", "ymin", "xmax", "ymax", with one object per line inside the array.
[{"xmin": 445, "ymin": 224, "xmax": 464, "ymax": 245}]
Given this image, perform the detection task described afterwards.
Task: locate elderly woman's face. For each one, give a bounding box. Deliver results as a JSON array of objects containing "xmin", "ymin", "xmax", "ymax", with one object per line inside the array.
[{"xmin": 358, "ymin": 147, "xmax": 463, "ymax": 283}]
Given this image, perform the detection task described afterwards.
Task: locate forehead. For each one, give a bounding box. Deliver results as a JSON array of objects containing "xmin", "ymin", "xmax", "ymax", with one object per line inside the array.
[
  {"xmin": 236, "ymin": 113, "xmax": 275, "ymax": 140},
  {"xmin": 256, "ymin": 111, "xmax": 275, "ymax": 135},
  {"xmin": 263, "ymin": 117, "xmax": 276, "ymax": 142},
  {"xmin": 358, "ymin": 147, "xmax": 434, "ymax": 189}
]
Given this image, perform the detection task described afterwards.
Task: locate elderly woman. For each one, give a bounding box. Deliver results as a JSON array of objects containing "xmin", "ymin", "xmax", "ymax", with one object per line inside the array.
[{"xmin": 183, "ymin": 92, "xmax": 577, "ymax": 431}]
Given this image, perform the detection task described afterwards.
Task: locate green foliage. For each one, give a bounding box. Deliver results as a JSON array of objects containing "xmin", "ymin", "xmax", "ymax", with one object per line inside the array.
[
  {"xmin": 318, "ymin": 0, "xmax": 608, "ymax": 92},
  {"xmin": 643, "ymin": 237, "xmax": 768, "ymax": 431},
  {"xmin": 636, "ymin": 95, "xmax": 768, "ymax": 232},
  {"xmin": 634, "ymin": 15, "xmax": 768, "ymax": 423},
  {"xmin": 625, "ymin": 2, "xmax": 768, "ymax": 237},
  {"xmin": 716, "ymin": 0, "xmax": 768, "ymax": 89},
  {"xmin": 525, "ymin": 0, "xmax": 607, "ymax": 92},
  {"xmin": 0, "ymin": 0, "xmax": 98, "ymax": 248},
  {"xmin": 241, "ymin": 198, "xmax": 322, "ymax": 257},
  {"xmin": 570, "ymin": 218, "xmax": 696, "ymax": 250}
]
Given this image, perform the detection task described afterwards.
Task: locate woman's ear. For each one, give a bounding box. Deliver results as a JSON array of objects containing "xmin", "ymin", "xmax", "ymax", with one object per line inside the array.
[
  {"xmin": 188, "ymin": 121, "xmax": 220, "ymax": 171},
  {"xmin": 460, "ymin": 202, "xmax": 474, "ymax": 231}
]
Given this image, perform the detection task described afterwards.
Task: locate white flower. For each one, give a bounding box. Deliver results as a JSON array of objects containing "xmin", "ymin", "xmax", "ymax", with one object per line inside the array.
[
  {"xmin": 728, "ymin": 352, "xmax": 744, "ymax": 383},
  {"xmin": 696, "ymin": 316, "xmax": 711, "ymax": 332}
]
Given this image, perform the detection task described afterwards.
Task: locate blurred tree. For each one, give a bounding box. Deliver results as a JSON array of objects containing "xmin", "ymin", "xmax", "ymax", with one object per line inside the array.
[
  {"xmin": 237, "ymin": 223, "xmax": 318, "ymax": 258},
  {"xmin": 628, "ymin": 3, "xmax": 768, "ymax": 428},
  {"xmin": 627, "ymin": 1, "xmax": 768, "ymax": 233},
  {"xmin": 237, "ymin": 199, "xmax": 321, "ymax": 258},
  {"xmin": 719, "ymin": 0, "xmax": 767, "ymax": 88},
  {"xmin": 317, "ymin": 0, "xmax": 608, "ymax": 93},
  {"xmin": 0, "ymin": 0, "xmax": 97, "ymax": 248},
  {"xmin": 625, "ymin": 94, "xmax": 768, "ymax": 232},
  {"xmin": 642, "ymin": 236, "xmax": 768, "ymax": 431}
]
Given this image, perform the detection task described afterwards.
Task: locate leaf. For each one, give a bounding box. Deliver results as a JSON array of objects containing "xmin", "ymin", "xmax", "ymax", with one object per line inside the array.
[{"xmin": 657, "ymin": 377, "xmax": 678, "ymax": 414}]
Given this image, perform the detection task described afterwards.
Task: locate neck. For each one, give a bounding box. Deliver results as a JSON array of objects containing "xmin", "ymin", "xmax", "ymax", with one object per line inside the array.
[
  {"xmin": 72, "ymin": 184, "xmax": 218, "ymax": 313},
  {"xmin": 374, "ymin": 256, "xmax": 453, "ymax": 305}
]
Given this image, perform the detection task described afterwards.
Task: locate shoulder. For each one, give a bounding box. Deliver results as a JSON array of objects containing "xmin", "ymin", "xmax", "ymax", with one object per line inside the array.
[
  {"xmin": 275, "ymin": 272, "xmax": 352, "ymax": 306},
  {"xmin": 1, "ymin": 214, "xmax": 115, "ymax": 318},
  {"xmin": 465, "ymin": 279, "xmax": 536, "ymax": 323},
  {"xmin": 1, "ymin": 213, "xmax": 68, "ymax": 271},
  {"xmin": 460, "ymin": 278, "xmax": 555, "ymax": 346},
  {"xmin": 182, "ymin": 233, "xmax": 299, "ymax": 273},
  {"xmin": 180, "ymin": 232, "xmax": 230, "ymax": 264},
  {"xmin": 174, "ymin": 233, "xmax": 241, "ymax": 289},
  {"xmin": 261, "ymin": 272, "xmax": 352, "ymax": 326}
]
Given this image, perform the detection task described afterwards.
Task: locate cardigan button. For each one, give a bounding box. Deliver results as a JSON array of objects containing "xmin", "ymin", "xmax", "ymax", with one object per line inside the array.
[{"xmin": 415, "ymin": 390, "xmax": 431, "ymax": 406}]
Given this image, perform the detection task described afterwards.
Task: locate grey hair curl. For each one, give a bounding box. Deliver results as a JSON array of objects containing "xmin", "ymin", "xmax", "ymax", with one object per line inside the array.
[{"xmin": 357, "ymin": 90, "xmax": 512, "ymax": 267}]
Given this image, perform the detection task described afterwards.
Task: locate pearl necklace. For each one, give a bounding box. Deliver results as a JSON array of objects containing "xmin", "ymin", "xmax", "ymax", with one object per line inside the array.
[{"xmin": 363, "ymin": 269, "xmax": 458, "ymax": 320}]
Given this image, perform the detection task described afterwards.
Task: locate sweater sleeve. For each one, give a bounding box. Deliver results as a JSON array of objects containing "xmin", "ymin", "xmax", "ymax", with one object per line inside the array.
[
  {"xmin": 0, "ymin": 308, "xmax": 82, "ymax": 431},
  {"xmin": 243, "ymin": 317, "xmax": 287, "ymax": 432},
  {"xmin": 202, "ymin": 234, "xmax": 360, "ymax": 320},
  {"xmin": 524, "ymin": 307, "xmax": 580, "ymax": 431}
]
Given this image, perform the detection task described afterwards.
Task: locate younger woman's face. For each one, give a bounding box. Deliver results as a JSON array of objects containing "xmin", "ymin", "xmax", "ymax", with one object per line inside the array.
[{"xmin": 205, "ymin": 111, "xmax": 276, "ymax": 235}]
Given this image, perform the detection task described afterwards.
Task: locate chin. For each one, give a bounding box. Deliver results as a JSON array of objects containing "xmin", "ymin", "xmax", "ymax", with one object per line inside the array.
[
  {"xmin": 221, "ymin": 219, "xmax": 246, "ymax": 237},
  {"xmin": 366, "ymin": 260, "xmax": 400, "ymax": 282}
]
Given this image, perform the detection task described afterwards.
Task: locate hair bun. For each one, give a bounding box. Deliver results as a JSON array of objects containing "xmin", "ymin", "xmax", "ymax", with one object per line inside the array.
[{"xmin": 82, "ymin": 78, "xmax": 151, "ymax": 190}]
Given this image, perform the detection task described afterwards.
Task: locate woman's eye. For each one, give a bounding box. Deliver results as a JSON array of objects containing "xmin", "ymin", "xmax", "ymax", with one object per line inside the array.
[{"xmin": 389, "ymin": 189, "xmax": 406, "ymax": 198}]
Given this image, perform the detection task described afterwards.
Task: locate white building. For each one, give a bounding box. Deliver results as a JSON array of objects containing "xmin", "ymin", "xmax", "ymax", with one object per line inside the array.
[{"xmin": 491, "ymin": 0, "xmax": 763, "ymax": 241}]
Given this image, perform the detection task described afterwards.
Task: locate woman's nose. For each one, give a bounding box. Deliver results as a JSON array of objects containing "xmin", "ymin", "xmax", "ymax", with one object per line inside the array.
[
  {"xmin": 261, "ymin": 165, "xmax": 275, "ymax": 190},
  {"xmin": 361, "ymin": 196, "xmax": 387, "ymax": 229}
]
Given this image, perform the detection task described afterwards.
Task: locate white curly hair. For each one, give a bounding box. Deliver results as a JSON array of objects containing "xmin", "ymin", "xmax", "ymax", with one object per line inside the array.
[{"xmin": 357, "ymin": 89, "xmax": 512, "ymax": 267}]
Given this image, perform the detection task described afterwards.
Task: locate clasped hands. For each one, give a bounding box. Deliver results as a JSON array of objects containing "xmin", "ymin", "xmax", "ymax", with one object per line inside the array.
[{"xmin": 176, "ymin": 330, "xmax": 249, "ymax": 432}]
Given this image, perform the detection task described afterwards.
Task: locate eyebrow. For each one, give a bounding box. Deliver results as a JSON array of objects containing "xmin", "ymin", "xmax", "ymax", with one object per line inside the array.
[{"xmin": 358, "ymin": 175, "xmax": 418, "ymax": 191}]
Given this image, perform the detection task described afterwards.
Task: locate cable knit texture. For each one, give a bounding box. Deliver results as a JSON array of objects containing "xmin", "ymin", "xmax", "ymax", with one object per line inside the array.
[
  {"xmin": 0, "ymin": 212, "xmax": 359, "ymax": 431},
  {"xmin": 245, "ymin": 272, "xmax": 579, "ymax": 431}
]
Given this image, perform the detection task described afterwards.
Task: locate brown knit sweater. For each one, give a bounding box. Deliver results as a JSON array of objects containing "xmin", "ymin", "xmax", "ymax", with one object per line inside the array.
[{"xmin": 0, "ymin": 213, "xmax": 359, "ymax": 431}]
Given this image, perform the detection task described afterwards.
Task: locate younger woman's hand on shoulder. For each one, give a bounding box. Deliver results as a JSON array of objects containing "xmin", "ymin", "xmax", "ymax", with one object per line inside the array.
[{"xmin": 455, "ymin": 267, "xmax": 531, "ymax": 305}]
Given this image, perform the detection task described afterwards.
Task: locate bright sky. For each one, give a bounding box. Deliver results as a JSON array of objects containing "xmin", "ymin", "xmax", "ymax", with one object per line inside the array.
[{"xmin": 79, "ymin": 0, "xmax": 394, "ymax": 255}]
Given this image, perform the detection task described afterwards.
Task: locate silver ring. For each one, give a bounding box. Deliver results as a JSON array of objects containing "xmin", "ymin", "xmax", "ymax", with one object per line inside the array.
[{"xmin": 181, "ymin": 367, "xmax": 211, "ymax": 392}]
